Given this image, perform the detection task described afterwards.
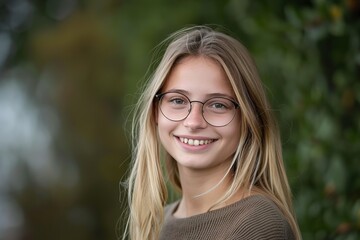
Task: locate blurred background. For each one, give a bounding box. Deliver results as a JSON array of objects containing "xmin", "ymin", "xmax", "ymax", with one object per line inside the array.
[{"xmin": 0, "ymin": 0, "xmax": 359, "ymax": 239}]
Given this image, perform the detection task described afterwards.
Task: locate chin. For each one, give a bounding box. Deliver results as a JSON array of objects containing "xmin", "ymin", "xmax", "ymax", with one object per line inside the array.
[{"xmin": 176, "ymin": 158, "xmax": 217, "ymax": 170}]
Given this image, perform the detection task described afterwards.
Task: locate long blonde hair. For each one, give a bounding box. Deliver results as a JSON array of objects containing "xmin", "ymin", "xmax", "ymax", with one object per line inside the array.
[{"xmin": 125, "ymin": 26, "xmax": 301, "ymax": 240}]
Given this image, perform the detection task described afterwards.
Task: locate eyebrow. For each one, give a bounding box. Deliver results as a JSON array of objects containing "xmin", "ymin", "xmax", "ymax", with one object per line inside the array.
[{"xmin": 165, "ymin": 88, "xmax": 237, "ymax": 101}]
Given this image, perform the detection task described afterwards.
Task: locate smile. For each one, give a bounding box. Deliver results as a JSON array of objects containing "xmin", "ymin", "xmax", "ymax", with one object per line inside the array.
[{"xmin": 179, "ymin": 137, "xmax": 215, "ymax": 146}]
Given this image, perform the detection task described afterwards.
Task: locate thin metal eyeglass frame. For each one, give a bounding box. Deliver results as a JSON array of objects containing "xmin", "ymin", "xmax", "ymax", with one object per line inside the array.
[{"xmin": 155, "ymin": 92, "xmax": 240, "ymax": 127}]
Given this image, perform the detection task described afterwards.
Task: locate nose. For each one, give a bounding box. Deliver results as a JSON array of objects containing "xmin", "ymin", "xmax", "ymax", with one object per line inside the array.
[{"xmin": 183, "ymin": 102, "xmax": 207, "ymax": 129}]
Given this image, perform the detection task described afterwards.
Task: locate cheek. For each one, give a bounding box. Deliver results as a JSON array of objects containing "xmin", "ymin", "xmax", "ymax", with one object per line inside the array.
[
  {"xmin": 157, "ymin": 115, "xmax": 176, "ymax": 141},
  {"xmin": 157, "ymin": 118, "xmax": 178, "ymax": 157},
  {"xmin": 224, "ymin": 121, "xmax": 241, "ymax": 150},
  {"xmin": 225, "ymin": 128, "xmax": 240, "ymax": 147}
]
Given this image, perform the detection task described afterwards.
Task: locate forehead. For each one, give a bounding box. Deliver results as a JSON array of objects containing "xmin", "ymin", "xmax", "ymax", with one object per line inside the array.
[{"xmin": 162, "ymin": 56, "xmax": 235, "ymax": 98}]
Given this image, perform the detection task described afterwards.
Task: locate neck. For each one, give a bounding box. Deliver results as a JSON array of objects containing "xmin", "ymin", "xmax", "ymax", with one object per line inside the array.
[{"xmin": 174, "ymin": 162, "xmax": 243, "ymax": 218}]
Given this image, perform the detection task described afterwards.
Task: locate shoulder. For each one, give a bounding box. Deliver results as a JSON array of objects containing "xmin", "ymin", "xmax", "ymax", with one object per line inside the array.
[
  {"xmin": 160, "ymin": 196, "xmax": 295, "ymax": 240},
  {"xmin": 235, "ymin": 194, "xmax": 284, "ymax": 217},
  {"xmin": 228, "ymin": 195, "xmax": 295, "ymax": 240}
]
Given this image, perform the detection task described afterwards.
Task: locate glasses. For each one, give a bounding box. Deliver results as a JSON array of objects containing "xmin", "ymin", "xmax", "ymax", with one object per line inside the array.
[{"xmin": 155, "ymin": 92, "xmax": 239, "ymax": 127}]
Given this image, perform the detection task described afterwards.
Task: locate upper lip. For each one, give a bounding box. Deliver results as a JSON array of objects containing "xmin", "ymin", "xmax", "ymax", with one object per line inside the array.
[{"xmin": 174, "ymin": 135, "xmax": 217, "ymax": 140}]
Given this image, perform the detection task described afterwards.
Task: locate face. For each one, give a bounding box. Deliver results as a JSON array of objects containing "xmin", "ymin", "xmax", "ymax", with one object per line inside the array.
[{"xmin": 157, "ymin": 56, "xmax": 241, "ymax": 173}]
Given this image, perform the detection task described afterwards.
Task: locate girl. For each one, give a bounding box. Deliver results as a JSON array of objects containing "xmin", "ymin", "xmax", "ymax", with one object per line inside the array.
[{"xmin": 125, "ymin": 26, "xmax": 301, "ymax": 239}]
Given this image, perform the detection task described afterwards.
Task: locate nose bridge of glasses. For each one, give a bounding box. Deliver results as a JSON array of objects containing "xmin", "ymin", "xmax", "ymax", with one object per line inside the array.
[
  {"xmin": 182, "ymin": 100, "xmax": 207, "ymax": 128},
  {"xmin": 189, "ymin": 100, "xmax": 205, "ymax": 113}
]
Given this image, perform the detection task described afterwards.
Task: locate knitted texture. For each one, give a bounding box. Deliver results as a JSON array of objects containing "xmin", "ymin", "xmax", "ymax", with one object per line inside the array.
[{"xmin": 159, "ymin": 195, "xmax": 295, "ymax": 240}]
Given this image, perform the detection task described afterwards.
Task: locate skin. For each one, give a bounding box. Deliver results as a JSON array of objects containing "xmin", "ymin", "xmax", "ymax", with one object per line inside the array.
[{"xmin": 157, "ymin": 56, "xmax": 244, "ymax": 217}]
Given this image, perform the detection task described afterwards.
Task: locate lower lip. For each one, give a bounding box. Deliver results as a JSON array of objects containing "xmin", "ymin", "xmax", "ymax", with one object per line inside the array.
[{"xmin": 175, "ymin": 137, "xmax": 214, "ymax": 151}]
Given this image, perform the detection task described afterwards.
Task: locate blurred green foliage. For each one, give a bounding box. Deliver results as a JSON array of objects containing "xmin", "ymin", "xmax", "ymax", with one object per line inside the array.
[{"xmin": 0, "ymin": 0, "xmax": 359, "ymax": 239}]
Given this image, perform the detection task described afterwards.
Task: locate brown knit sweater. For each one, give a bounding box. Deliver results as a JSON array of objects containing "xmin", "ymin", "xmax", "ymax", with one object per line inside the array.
[{"xmin": 159, "ymin": 195, "xmax": 295, "ymax": 240}]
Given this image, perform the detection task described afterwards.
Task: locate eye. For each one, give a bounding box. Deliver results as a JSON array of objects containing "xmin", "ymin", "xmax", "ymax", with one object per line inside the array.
[
  {"xmin": 169, "ymin": 97, "xmax": 187, "ymax": 105},
  {"xmin": 162, "ymin": 93, "xmax": 189, "ymax": 109},
  {"xmin": 205, "ymin": 98, "xmax": 234, "ymax": 113},
  {"xmin": 211, "ymin": 102, "xmax": 227, "ymax": 109}
]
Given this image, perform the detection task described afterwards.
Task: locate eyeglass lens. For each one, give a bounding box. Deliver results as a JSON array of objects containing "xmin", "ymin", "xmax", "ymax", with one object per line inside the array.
[{"xmin": 158, "ymin": 92, "xmax": 237, "ymax": 127}]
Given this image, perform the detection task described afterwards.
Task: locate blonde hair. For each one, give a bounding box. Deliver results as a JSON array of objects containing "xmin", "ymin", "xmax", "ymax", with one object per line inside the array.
[{"xmin": 124, "ymin": 26, "xmax": 301, "ymax": 240}]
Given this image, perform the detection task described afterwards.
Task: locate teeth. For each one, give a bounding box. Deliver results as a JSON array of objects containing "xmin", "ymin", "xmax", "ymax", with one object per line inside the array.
[{"xmin": 179, "ymin": 137, "xmax": 214, "ymax": 146}]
